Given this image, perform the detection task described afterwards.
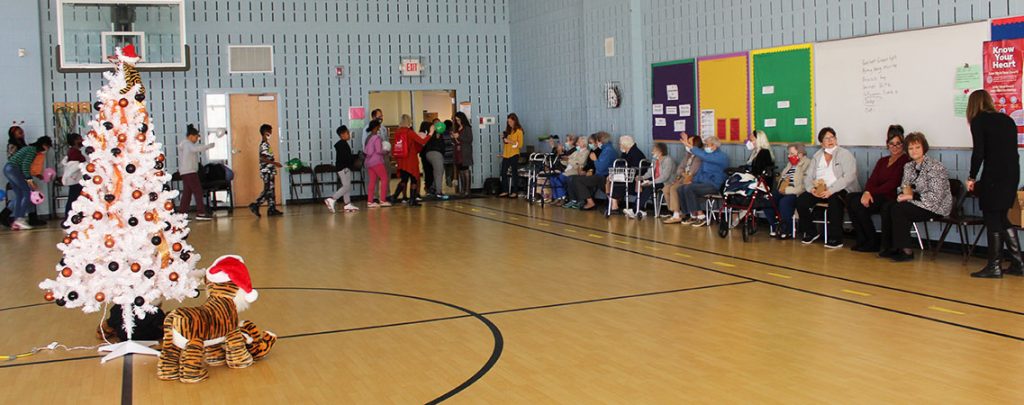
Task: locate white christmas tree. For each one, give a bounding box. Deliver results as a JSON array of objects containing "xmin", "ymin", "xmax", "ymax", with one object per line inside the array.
[{"xmin": 39, "ymin": 45, "xmax": 203, "ymax": 360}]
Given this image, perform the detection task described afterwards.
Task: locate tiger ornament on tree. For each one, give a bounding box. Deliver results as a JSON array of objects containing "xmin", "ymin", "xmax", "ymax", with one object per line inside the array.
[{"xmin": 159, "ymin": 255, "xmax": 276, "ymax": 383}]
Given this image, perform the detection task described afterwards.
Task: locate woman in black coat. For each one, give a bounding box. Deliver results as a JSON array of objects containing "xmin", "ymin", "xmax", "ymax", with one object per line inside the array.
[{"xmin": 966, "ymin": 90, "xmax": 1023, "ymax": 278}]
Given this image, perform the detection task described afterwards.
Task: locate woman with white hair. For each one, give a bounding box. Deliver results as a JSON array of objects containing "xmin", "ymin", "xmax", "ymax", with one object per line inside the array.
[
  {"xmin": 665, "ymin": 134, "xmax": 729, "ymax": 225},
  {"xmin": 746, "ymin": 130, "xmax": 776, "ymax": 177},
  {"xmin": 606, "ymin": 135, "xmax": 646, "ymax": 212}
]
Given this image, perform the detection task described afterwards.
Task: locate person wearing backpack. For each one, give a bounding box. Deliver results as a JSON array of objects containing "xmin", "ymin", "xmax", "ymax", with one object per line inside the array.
[
  {"xmin": 325, "ymin": 125, "xmax": 359, "ymax": 213},
  {"xmin": 363, "ymin": 120, "xmax": 391, "ymax": 208},
  {"xmin": 389, "ymin": 115, "xmax": 430, "ymax": 207},
  {"xmin": 62, "ymin": 133, "xmax": 86, "ymax": 218}
]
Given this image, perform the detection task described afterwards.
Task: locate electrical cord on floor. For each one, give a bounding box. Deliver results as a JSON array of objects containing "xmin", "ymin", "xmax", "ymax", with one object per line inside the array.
[{"xmin": 2, "ymin": 301, "xmax": 109, "ymax": 361}]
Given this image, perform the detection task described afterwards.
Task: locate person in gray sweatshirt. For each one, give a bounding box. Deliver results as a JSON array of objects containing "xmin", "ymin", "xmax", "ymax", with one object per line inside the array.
[
  {"xmin": 795, "ymin": 127, "xmax": 860, "ymax": 248},
  {"xmin": 177, "ymin": 124, "xmax": 216, "ymax": 220}
]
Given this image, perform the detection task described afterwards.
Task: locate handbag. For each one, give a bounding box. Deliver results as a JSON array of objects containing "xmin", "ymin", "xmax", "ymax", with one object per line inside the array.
[
  {"xmin": 391, "ymin": 132, "xmax": 408, "ymax": 159},
  {"xmin": 30, "ymin": 152, "xmax": 45, "ymax": 177},
  {"xmin": 61, "ymin": 156, "xmax": 82, "ymax": 186}
]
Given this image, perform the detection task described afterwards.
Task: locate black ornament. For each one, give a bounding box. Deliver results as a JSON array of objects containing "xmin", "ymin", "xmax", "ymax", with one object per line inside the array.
[
  {"xmin": 108, "ymin": 262, "xmax": 119, "ymax": 272},
  {"xmin": 140, "ymin": 124, "xmax": 148, "ymax": 133},
  {"xmin": 164, "ymin": 221, "xmax": 172, "ymax": 231},
  {"xmin": 135, "ymin": 93, "xmax": 146, "ymax": 102},
  {"xmin": 125, "ymin": 164, "xmax": 136, "ymax": 174},
  {"xmin": 71, "ymin": 215, "xmax": 83, "ymax": 225},
  {"xmin": 93, "ymin": 101, "xmax": 103, "ymax": 111},
  {"xmin": 85, "ymin": 146, "xmax": 95, "ymax": 155},
  {"xmin": 103, "ymin": 122, "xmax": 113, "ymax": 130},
  {"xmin": 60, "ymin": 258, "xmax": 66, "ymax": 266},
  {"xmin": 55, "ymin": 299, "xmax": 66, "ymax": 307},
  {"xmin": 85, "ymin": 264, "xmax": 96, "ymax": 274},
  {"xmin": 68, "ymin": 291, "xmax": 79, "ymax": 301},
  {"xmin": 151, "ymin": 236, "xmax": 162, "ymax": 245},
  {"xmin": 82, "ymin": 174, "xmax": 91, "ymax": 181},
  {"xmin": 144, "ymin": 270, "xmax": 155, "ymax": 278},
  {"xmin": 111, "ymin": 148, "xmax": 121, "ymax": 156},
  {"xmin": 149, "ymin": 192, "xmax": 159, "ymax": 201},
  {"xmin": 104, "ymin": 194, "xmax": 115, "ymax": 202},
  {"xmin": 180, "ymin": 252, "xmax": 191, "ymax": 261},
  {"xmin": 154, "ymin": 161, "xmax": 164, "ymax": 170},
  {"xmin": 133, "ymin": 297, "xmax": 145, "ymax": 306},
  {"xmin": 162, "ymin": 184, "xmax": 171, "ymax": 191},
  {"xmin": 128, "ymin": 217, "xmax": 139, "ymax": 226}
]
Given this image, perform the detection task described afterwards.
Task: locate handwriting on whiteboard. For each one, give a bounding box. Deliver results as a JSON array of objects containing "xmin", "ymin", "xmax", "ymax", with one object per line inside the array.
[{"xmin": 862, "ymin": 55, "xmax": 899, "ymax": 113}]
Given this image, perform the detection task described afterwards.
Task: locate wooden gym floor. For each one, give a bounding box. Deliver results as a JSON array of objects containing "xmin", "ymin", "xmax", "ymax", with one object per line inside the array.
[{"xmin": 2, "ymin": 197, "xmax": 1024, "ymax": 403}]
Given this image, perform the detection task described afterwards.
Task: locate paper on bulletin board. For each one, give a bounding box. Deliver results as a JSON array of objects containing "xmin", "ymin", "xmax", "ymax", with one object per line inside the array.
[
  {"xmin": 794, "ymin": 118, "xmax": 809, "ymax": 126},
  {"xmin": 667, "ymin": 84, "xmax": 680, "ymax": 101},
  {"xmin": 666, "ymin": 106, "xmax": 678, "ymax": 115},
  {"xmin": 673, "ymin": 120, "xmax": 686, "ymax": 132},
  {"xmin": 679, "ymin": 104, "xmax": 692, "ymax": 117},
  {"xmin": 697, "ymin": 53, "xmax": 749, "ymax": 142},
  {"xmin": 348, "ymin": 106, "xmax": 366, "ymax": 120},
  {"xmin": 764, "ymin": 118, "xmax": 777, "ymax": 128},
  {"xmin": 653, "ymin": 104, "xmax": 665, "ymax": 115},
  {"xmin": 700, "ymin": 109, "xmax": 715, "ymax": 136},
  {"xmin": 777, "ymin": 100, "xmax": 791, "ymax": 109},
  {"xmin": 983, "ymin": 39, "xmax": 1024, "ymax": 143},
  {"xmin": 655, "ymin": 118, "xmax": 667, "ymax": 127},
  {"xmin": 458, "ymin": 102, "xmax": 472, "ymax": 119},
  {"xmin": 762, "ymin": 86, "xmax": 775, "ymax": 95},
  {"xmin": 954, "ymin": 64, "xmax": 982, "ymax": 90},
  {"xmin": 350, "ymin": 119, "xmax": 365, "ymax": 129}
]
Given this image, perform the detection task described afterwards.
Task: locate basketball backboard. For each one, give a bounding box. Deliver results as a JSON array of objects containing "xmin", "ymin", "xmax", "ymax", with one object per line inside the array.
[{"xmin": 56, "ymin": 0, "xmax": 189, "ymax": 72}]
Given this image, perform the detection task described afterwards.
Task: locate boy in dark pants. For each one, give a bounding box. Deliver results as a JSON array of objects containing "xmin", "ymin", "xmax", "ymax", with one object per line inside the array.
[{"xmin": 249, "ymin": 124, "xmax": 283, "ymax": 217}]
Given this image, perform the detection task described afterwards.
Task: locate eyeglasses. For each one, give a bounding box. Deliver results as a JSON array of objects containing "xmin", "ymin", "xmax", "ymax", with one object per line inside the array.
[{"xmin": 888, "ymin": 142, "xmax": 903, "ymax": 147}]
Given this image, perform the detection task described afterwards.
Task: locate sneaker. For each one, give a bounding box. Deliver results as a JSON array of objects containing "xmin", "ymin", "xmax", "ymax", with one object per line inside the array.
[
  {"xmin": 267, "ymin": 208, "xmax": 284, "ymax": 217},
  {"xmin": 13, "ymin": 218, "xmax": 31, "ymax": 230},
  {"xmin": 436, "ymin": 194, "xmax": 450, "ymax": 200},
  {"xmin": 343, "ymin": 204, "xmax": 360, "ymax": 212},
  {"xmin": 195, "ymin": 214, "xmax": 213, "ymax": 221},
  {"xmin": 801, "ymin": 233, "xmax": 820, "ymax": 244},
  {"xmin": 324, "ymin": 198, "xmax": 337, "ymax": 213},
  {"xmin": 691, "ymin": 216, "xmax": 709, "ymax": 227},
  {"xmin": 367, "ymin": 202, "xmax": 380, "ymax": 209},
  {"xmin": 636, "ymin": 210, "xmax": 647, "ymax": 220},
  {"xmin": 824, "ymin": 240, "xmax": 844, "ymax": 249},
  {"xmin": 249, "ymin": 203, "xmax": 262, "ymax": 218},
  {"xmin": 663, "ymin": 216, "xmax": 683, "ymax": 224},
  {"xmin": 379, "ymin": 201, "xmax": 392, "ymax": 207},
  {"xmin": 623, "ymin": 208, "xmax": 637, "ymax": 219}
]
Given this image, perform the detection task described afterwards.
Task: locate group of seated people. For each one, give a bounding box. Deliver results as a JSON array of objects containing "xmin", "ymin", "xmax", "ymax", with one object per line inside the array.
[{"xmin": 533, "ymin": 125, "xmax": 953, "ymax": 262}]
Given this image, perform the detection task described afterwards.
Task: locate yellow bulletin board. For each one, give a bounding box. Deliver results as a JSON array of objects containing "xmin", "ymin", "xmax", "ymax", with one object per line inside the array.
[{"xmin": 697, "ymin": 53, "xmax": 749, "ymax": 143}]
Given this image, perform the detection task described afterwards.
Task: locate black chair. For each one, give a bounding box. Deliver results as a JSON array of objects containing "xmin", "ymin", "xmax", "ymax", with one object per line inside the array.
[
  {"xmin": 313, "ymin": 164, "xmax": 339, "ymax": 198},
  {"xmin": 199, "ymin": 163, "xmax": 234, "ymax": 213},
  {"xmin": 931, "ymin": 179, "xmax": 985, "ymax": 262},
  {"xmin": 288, "ymin": 166, "xmax": 318, "ymax": 201}
]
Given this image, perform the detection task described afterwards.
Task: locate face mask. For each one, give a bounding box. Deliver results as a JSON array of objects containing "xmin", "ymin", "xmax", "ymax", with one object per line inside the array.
[
  {"xmin": 565, "ymin": 142, "xmax": 572, "ymax": 150},
  {"xmin": 588, "ymin": 144, "xmax": 596, "ymax": 151},
  {"xmin": 703, "ymin": 146, "xmax": 714, "ymax": 154},
  {"xmin": 824, "ymin": 147, "xmax": 837, "ymax": 155},
  {"xmin": 788, "ymin": 155, "xmax": 800, "ymax": 165},
  {"xmin": 745, "ymin": 140, "xmax": 755, "ymax": 151}
]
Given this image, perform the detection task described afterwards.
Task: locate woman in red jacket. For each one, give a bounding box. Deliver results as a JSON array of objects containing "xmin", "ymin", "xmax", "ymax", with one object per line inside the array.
[
  {"xmin": 389, "ymin": 115, "xmax": 430, "ymax": 207},
  {"xmin": 846, "ymin": 125, "xmax": 909, "ymax": 252}
]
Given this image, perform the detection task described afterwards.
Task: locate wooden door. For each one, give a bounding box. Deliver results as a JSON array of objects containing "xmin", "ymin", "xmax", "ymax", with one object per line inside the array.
[{"xmin": 229, "ymin": 94, "xmax": 281, "ymax": 206}]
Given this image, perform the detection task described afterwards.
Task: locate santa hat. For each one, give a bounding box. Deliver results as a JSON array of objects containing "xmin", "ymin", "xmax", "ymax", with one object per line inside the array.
[
  {"xmin": 206, "ymin": 255, "xmax": 259, "ymax": 303},
  {"xmin": 117, "ymin": 44, "xmax": 141, "ymax": 65}
]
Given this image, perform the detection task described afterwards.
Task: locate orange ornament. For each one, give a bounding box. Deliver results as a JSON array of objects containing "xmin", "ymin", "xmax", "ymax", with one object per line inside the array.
[
  {"xmin": 164, "ymin": 201, "xmax": 174, "ymax": 211},
  {"xmin": 104, "ymin": 238, "xmax": 115, "ymax": 249},
  {"xmin": 144, "ymin": 212, "xmax": 155, "ymax": 221},
  {"xmin": 155, "ymin": 171, "xmax": 165, "ymax": 177},
  {"xmin": 117, "ymin": 134, "xmax": 127, "ymax": 143},
  {"xmin": 130, "ymin": 263, "xmax": 141, "ymax": 272},
  {"xmin": 61, "ymin": 267, "xmax": 73, "ymax": 277},
  {"xmin": 118, "ymin": 98, "xmax": 129, "ymax": 107},
  {"xmin": 44, "ymin": 292, "xmax": 54, "ymax": 301},
  {"xmin": 172, "ymin": 242, "xmax": 182, "ymax": 252},
  {"xmin": 132, "ymin": 190, "xmax": 143, "ymax": 199},
  {"xmin": 86, "ymin": 163, "xmax": 96, "ymax": 173},
  {"xmin": 169, "ymin": 272, "xmax": 179, "ymax": 282},
  {"xmin": 92, "ymin": 176, "xmax": 103, "ymax": 185},
  {"xmin": 95, "ymin": 292, "xmax": 105, "ymax": 302},
  {"xmin": 156, "ymin": 154, "xmax": 165, "ymax": 162},
  {"xmin": 63, "ymin": 237, "xmax": 72, "ymax": 245},
  {"xmin": 92, "ymin": 211, "xmax": 103, "ymax": 220},
  {"xmin": 70, "ymin": 231, "xmax": 78, "ymax": 239},
  {"xmin": 136, "ymin": 134, "xmax": 146, "ymax": 142}
]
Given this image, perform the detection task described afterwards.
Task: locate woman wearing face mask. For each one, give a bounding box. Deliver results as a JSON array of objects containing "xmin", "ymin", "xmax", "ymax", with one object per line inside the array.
[
  {"xmin": 795, "ymin": 127, "xmax": 860, "ymax": 248},
  {"xmin": 668, "ymin": 134, "xmax": 729, "ymax": 226},
  {"xmin": 625, "ymin": 143, "xmax": 674, "ymax": 219},
  {"xmin": 763, "ymin": 144, "xmax": 810, "ymax": 238},
  {"xmin": 745, "ymin": 130, "xmax": 775, "ymax": 178},
  {"xmin": 560, "ymin": 136, "xmax": 591, "ymax": 207},
  {"xmin": 545, "ymin": 134, "xmax": 578, "ymax": 204},
  {"xmin": 846, "ymin": 125, "xmax": 909, "ymax": 252},
  {"xmin": 662, "ymin": 134, "xmax": 703, "ymax": 222},
  {"xmin": 878, "ymin": 132, "xmax": 951, "ymax": 262},
  {"xmin": 606, "ymin": 135, "xmax": 646, "ymax": 213}
]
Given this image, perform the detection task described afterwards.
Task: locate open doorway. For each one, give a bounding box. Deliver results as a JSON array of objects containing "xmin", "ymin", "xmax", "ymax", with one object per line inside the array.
[
  {"xmin": 368, "ymin": 90, "xmax": 456, "ymax": 137},
  {"xmin": 203, "ymin": 92, "xmax": 282, "ymax": 207}
]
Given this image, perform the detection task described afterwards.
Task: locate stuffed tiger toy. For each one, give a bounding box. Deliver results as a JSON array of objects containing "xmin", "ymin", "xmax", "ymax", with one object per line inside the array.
[
  {"xmin": 158, "ymin": 255, "xmax": 274, "ymax": 383},
  {"xmin": 114, "ymin": 44, "xmax": 146, "ymax": 96}
]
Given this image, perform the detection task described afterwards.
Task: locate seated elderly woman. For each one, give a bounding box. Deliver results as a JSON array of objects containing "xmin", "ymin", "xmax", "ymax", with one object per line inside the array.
[
  {"xmin": 795, "ymin": 127, "xmax": 859, "ymax": 249},
  {"xmin": 606, "ymin": 135, "xmax": 646, "ymax": 212},
  {"xmin": 763, "ymin": 143, "xmax": 811, "ymax": 239},
  {"xmin": 665, "ymin": 134, "xmax": 729, "ymax": 226},
  {"xmin": 879, "ymin": 132, "xmax": 952, "ymax": 262},
  {"xmin": 624, "ymin": 142, "xmax": 675, "ymax": 219},
  {"xmin": 662, "ymin": 134, "xmax": 703, "ymax": 222},
  {"xmin": 551, "ymin": 135, "xmax": 588, "ymax": 206},
  {"xmin": 566, "ymin": 131, "xmax": 617, "ymax": 210},
  {"xmin": 847, "ymin": 125, "xmax": 909, "ymax": 253}
]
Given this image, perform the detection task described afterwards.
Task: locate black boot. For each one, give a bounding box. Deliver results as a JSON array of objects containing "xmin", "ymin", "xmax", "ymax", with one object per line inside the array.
[
  {"xmin": 971, "ymin": 232, "xmax": 1004, "ymax": 278},
  {"xmin": 28, "ymin": 212, "xmax": 47, "ymax": 226},
  {"xmin": 408, "ymin": 187, "xmax": 421, "ymax": 207},
  {"xmin": 266, "ymin": 206, "xmax": 284, "ymax": 217},
  {"xmin": 1003, "ymin": 230, "xmax": 1024, "ymax": 276}
]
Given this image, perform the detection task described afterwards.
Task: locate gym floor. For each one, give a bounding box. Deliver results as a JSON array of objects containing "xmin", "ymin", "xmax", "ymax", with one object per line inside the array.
[{"xmin": 2, "ymin": 198, "xmax": 1023, "ymax": 403}]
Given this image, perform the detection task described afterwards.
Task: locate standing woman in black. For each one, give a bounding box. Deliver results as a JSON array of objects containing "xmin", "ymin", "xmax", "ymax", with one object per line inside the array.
[{"xmin": 967, "ymin": 90, "xmax": 1023, "ymax": 278}]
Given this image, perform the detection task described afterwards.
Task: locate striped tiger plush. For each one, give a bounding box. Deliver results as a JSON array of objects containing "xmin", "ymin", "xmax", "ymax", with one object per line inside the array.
[
  {"xmin": 114, "ymin": 44, "xmax": 146, "ymax": 96},
  {"xmin": 158, "ymin": 255, "xmax": 273, "ymax": 383}
]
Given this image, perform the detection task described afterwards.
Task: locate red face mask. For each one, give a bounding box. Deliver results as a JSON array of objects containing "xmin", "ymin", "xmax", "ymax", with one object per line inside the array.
[{"xmin": 788, "ymin": 155, "xmax": 800, "ymax": 165}]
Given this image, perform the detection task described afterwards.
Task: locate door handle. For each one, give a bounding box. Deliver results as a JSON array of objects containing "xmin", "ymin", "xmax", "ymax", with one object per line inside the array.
[{"xmin": 231, "ymin": 149, "xmax": 241, "ymax": 154}]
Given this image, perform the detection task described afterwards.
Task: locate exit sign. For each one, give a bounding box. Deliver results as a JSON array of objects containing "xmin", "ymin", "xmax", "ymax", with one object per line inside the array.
[{"xmin": 400, "ymin": 58, "xmax": 423, "ymax": 76}]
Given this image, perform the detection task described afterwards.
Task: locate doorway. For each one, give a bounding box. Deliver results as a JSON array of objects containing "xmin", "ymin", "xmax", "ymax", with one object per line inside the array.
[
  {"xmin": 368, "ymin": 90, "xmax": 456, "ymax": 135},
  {"xmin": 203, "ymin": 93, "xmax": 282, "ymax": 207}
]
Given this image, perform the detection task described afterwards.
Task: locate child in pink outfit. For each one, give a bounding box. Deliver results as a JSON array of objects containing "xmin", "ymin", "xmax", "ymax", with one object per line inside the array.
[{"xmin": 364, "ymin": 120, "xmax": 390, "ymax": 207}]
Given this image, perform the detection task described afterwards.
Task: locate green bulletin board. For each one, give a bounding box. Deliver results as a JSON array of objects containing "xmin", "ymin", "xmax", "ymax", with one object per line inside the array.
[{"xmin": 750, "ymin": 44, "xmax": 814, "ymax": 143}]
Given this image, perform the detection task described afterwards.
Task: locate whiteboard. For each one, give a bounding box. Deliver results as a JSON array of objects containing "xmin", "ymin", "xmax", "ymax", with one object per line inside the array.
[{"xmin": 815, "ymin": 22, "xmax": 989, "ymax": 148}]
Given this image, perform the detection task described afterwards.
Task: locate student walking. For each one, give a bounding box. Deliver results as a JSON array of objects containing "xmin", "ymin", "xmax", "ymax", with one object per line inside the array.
[
  {"xmin": 363, "ymin": 120, "xmax": 391, "ymax": 207},
  {"xmin": 248, "ymin": 124, "xmax": 283, "ymax": 217},
  {"xmin": 324, "ymin": 125, "xmax": 359, "ymax": 212}
]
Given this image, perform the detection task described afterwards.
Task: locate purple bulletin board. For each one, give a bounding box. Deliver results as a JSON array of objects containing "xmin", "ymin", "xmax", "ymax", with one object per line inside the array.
[{"xmin": 651, "ymin": 59, "xmax": 697, "ymax": 142}]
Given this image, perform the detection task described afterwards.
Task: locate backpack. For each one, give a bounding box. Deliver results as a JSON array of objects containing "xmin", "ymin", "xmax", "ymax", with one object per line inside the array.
[
  {"xmin": 352, "ymin": 151, "xmax": 366, "ymax": 170},
  {"xmin": 391, "ymin": 132, "xmax": 408, "ymax": 159},
  {"xmin": 30, "ymin": 152, "xmax": 45, "ymax": 177},
  {"xmin": 61, "ymin": 156, "xmax": 81, "ymax": 186}
]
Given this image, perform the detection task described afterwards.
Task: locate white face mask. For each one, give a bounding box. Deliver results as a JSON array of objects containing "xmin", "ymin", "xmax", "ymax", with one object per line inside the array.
[
  {"xmin": 745, "ymin": 140, "xmax": 755, "ymax": 151},
  {"xmin": 824, "ymin": 147, "xmax": 837, "ymax": 155}
]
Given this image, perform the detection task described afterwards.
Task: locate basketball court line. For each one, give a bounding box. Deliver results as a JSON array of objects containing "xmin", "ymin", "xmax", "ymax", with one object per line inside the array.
[{"xmin": 458, "ymin": 201, "xmax": 1024, "ymax": 317}]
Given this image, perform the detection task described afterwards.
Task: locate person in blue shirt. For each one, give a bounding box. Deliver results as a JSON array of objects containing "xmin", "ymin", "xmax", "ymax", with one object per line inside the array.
[
  {"xmin": 673, "ymin": 134, "xmax": 728, "ymax": 226},
  {"xmin": 566, "ymin": 131, "xmax": 617, "ymax": 210}
]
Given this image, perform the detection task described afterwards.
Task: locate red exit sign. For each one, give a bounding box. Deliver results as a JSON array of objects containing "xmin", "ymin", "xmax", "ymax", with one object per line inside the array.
[{"xmin": 401, "ymin": 58, "xmax": 423, "ymax": 76}]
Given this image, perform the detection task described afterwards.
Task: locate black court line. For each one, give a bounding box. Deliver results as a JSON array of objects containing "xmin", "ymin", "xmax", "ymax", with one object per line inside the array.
[
  {"xmin": 437, "ymin": 205, "xmax": 1024, "ymax": 342},
  {"xmin": 0, "ymin": 354, "xmax": 103, "ymax": 369},
  {"xmin": 121, "ymin": 354, "xmax": 133, "ymax": 405},
  {"xmin": 0, "ymin": 302, "xmax": 48, "ymax": 313},
  {"xmin": 459, "ymin": 201, "xmax": 1024, "ymax": 317}
]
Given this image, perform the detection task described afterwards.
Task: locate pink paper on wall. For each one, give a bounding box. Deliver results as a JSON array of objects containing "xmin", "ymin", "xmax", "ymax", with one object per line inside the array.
[{"xmin": 348, "ymin": 107, "xmax": 366, "ymax": 121}]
